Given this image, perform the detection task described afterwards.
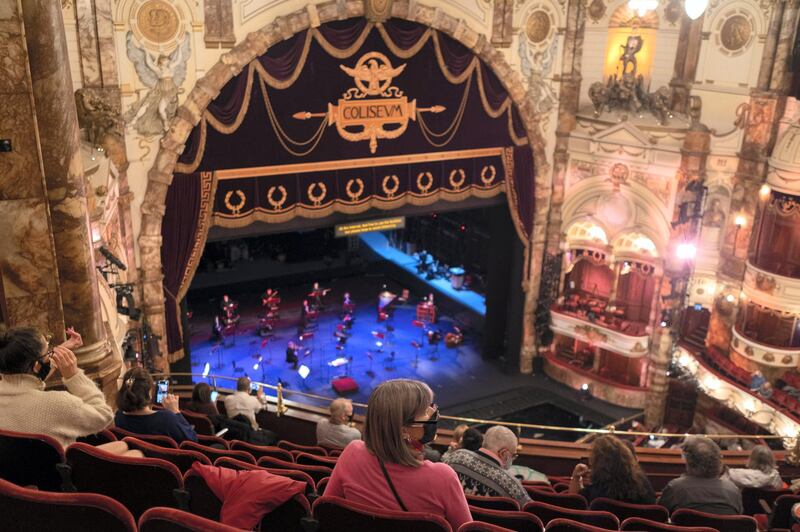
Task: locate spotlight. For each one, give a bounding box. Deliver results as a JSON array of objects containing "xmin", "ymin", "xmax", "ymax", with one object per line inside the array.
[
  {"xmin": 298, "ymin": 364, "xmax": 310, "ymax": 380},
  {"xmin": 676, "ymin": 243, "xmax": 696, "ymax": 260},
  {"xmin": 734, "ymin": 215, "xmax": 746, "ymax": 228},
  {"xmin": 579, "ymin": 383, "xmax": 591, "ymax": 401},
  {"xmin": 628, "ymin": 0, "xmax": 658, "ymax": 16},
  {"xmin": 580, "ymin": 383, "xmax": 589, "ymax": 391},
  {"xmin": 684, "ymin": 0, "xmax": 709, "ymax": 20},
  {"xmin": 725, "ymin": 294, "xmax": 735, "ymax": 303},
  {"xmin": 759, "ymin": 184, "xmax": 771, "ymax": 199}
]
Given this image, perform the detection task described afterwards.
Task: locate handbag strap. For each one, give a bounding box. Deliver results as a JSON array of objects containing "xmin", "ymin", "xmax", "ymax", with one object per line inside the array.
[{"xmin": 377, "ymin": 458, "xmax": 408, "ymax": 511}]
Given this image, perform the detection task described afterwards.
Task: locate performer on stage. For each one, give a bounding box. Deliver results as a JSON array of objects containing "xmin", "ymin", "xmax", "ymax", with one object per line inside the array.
[
  {"xmin": 262, "ymin": 288, "xmax": 280, "ymax": 307},
  {"xmin": 310, "ymin": 282, "xmax": 330, "ymax": 309},
  {"xmin": 220, "ymin": 294, "xmax": 240, "ymax": 327},
  {"xmin": 342, "ymin": 292, "xmax": 354, "ymax": 312},
  {"xmin": 286, "ymin": 341, "xmax": 300, "ymax": 370}
]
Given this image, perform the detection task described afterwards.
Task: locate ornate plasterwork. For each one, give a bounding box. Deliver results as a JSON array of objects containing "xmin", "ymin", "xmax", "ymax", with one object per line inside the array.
[
  {"xmin": 743, "ymin": 260, "xmax": 800, "ymax": 310},
  {"xmin": 712, "ymin": 8, "xmax": 756, "ymax": 57},
  {"xmin": 551, "ymin": 309, "xmax": 651, "ymax": 357},
  {"xmin": 731, "ymin": 327, "xmax": 800, "ymax": 368}
]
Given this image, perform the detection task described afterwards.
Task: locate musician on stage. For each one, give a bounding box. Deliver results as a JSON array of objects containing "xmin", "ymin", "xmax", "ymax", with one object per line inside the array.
[
  {"xmin": 342, "ymin": 292, "xmax": 354, "ymax": 312},
  {"xmin": 221, "ymin": 294, "xmax": 237, "ymax": 313},
  {"xmin": 286, "ymin": 340, "xmax": 300, "ymax": 370},
  {"xmin": 262, "ymin": 288, "xmax": 280, "ymax": 307},
  {"xmin": 311, "ymin": 282, "xmax": 330, "ymax": 309}
]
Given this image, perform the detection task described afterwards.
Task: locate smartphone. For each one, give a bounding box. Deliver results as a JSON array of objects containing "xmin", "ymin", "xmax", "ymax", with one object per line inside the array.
[
  {"xmin": 155, "ymin": 379, "xmax": 169, "ymax": 404},
  {"xmin": 250, "ymin": 382, "xmax": 259, "ymax": 395},
  {"xmin": 210, "ymin": 390, "xmax": 219, "ymax": 402}
]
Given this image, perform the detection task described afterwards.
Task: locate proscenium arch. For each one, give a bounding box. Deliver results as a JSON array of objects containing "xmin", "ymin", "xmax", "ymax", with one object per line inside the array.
[{"xmin": 137, "ymin": 0, "xmax": 553, "ymax": 373}]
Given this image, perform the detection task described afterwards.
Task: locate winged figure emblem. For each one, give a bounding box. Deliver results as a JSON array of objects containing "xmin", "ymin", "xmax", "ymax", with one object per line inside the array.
[{"xmin": 339, "ymin": 52, "xmax": 406, "ymax": 96}]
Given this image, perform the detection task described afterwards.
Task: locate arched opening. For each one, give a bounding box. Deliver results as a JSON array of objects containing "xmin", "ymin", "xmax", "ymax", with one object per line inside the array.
[{"xmin": 137, "ymin": 8, "xmax": 549, "ymax": 396}]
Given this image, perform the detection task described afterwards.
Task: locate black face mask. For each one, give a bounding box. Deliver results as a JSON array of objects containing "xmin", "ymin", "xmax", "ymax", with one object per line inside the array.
[
  {"xmin": 420, "ymin": 420, "xmax": 438, "ymax": 444},
  {"xmin": 34, "ymin": 359, "xmax": 51, "ymax": 381}
]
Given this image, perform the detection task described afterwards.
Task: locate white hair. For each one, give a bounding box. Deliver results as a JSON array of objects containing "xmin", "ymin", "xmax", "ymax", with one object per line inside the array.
[{"xmin": 483, "ymin": 425, "xmax": 518, "ymax": 452}]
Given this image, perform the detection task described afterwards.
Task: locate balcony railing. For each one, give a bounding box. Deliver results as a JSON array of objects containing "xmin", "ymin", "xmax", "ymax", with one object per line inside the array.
[{"xmin": 550, "ymin": 307, "xmax": 650, "ymax": 356}]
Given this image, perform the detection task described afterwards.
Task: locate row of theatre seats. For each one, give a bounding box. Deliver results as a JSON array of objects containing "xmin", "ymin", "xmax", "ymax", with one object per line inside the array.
[
  {"xmin": 696, "ymin": 346, "xmax": 800, "ymax": 421},
  {"xmin": 2, "ymin": 420, "xmax": 799, "ymax": 531}
]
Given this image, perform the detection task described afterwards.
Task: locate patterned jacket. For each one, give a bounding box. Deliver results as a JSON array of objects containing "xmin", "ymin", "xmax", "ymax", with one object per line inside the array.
[{"xmin": 442, "ymin": 448, "xmax": 531, "ymax": 506}]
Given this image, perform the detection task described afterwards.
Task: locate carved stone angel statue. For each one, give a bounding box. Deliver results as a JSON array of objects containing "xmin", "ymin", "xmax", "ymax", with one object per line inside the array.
[
  {"xmin": 518, "ymin": 37, "xmax": 558, "ymax": 116},
  {"xmin": 124, "ymin": 32, "xmax": 191, "ymax": 136}
]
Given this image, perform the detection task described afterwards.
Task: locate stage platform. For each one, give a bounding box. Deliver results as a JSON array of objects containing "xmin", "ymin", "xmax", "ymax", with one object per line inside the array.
[{"xmin": 359, "ymin": 232, "xmax": 486, "ymax": 316}]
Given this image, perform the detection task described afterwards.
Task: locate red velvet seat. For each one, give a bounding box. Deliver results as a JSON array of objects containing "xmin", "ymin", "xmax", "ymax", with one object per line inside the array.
[
  {"xmin": 740, "ymin": 486, "xmax": 791, "ymax": 516},
  {"xmin": 109, "ymin": 427, "xmax": 178, "ymax": 448},
  {"xmin": 295, "ymin": 451, "xmax": 338, "ymax": 468},
  {"xmin": 65, "ymin": 442, "xmax": 184, "ymax": 520},
  {"xmin": 0, "ymin": 428, "xmax": 66, "ymax": 491},
  {"xmin": 278, "ymin": 440, "xmax": 328, "ymax": 456},
  {"xmin": 524, "ymin": 501, "xmax": 619, "ymax": 530},
  {"xmin": 589, "ymin": 497, "xmax": 669, "ymax": 523},
  {"xmin": 179, "ymin": 440, "xmax": 255, "ymax": 464},
  {"xmin": 77, "ymin": 428, "xmax": 118, "ymax": 446},
  {"xmin": 545, "ymin": 517, "xmax": 621, "ymax": 532},
  {"xmin": 670, "ymin": 508, "xmax": 758, "ymax": 532},
  {"xmin": 139, "ymin": 507, "xmax": 240, "ymax": 532},
  {"xmin": 257, "ymin": 455, "xmax": 333, "ymax": 484},
  {"xmin": 469, "ymin": 506, "xmax": 544, "ymax": 532},
  {"xmin": 182, "ymin": 469, "xmax": 311, "ymax": 532},
  {"xmin": 197, "ymin": 435, "xmax": 229, "ymax": 448},
  {"xmin": 310, "ymin": 495, "xmax": 451, "ymax": 532},
  {"xmin": 123, "ymin": 437, "xmax": 211, "ymax": 474},
  {"xmin": 214, "ymin": 457, "xmax": 317, "ymax": 497},
  {"xmin": 458, "ymin": 522, "xmax": 517, "ymax": 532},
  {"xmin": 317, "ymin": 476, "xmax": 330, "ymax": 495},
  {"xmin": 0, "ymin": 476, "xmax": 136, "ymax": 532},
  {"xmin": 466, "ymin": 494, "xmax": 521, "ymax": 511},
  {"xmin": 179, "ymin": 410, "xmax": 215, "ymax": 436},
  {"xmin": 767, "ymin": 494, "xmax": 800, "ymax": 529},
  {"xmin": 230, "ymin": 440, "xmax": 294, "ymax": 462},
  {"xmin": 526, "ymin": 489, "xmax": 588, "ymax": 510},
  {"xmin": 620, "ymin": 517, "xmax": 718, "ymax": 532}
]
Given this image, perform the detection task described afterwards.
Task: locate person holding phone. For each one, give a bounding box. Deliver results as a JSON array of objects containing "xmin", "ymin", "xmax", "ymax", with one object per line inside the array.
[
  {"xmin": 114, "ymin": 367, "xmax": 198, "ymax": 443},
  {"xmin": 0, "ymin": 327, "xmax": 140, "ymax": 456},
  {"xmin": 223, "ymin": 377, "xmax": 276, "ymax": 444},
  {"xmin": 185, "ymin": 382, "xmax": 220, "ymax": 417}
]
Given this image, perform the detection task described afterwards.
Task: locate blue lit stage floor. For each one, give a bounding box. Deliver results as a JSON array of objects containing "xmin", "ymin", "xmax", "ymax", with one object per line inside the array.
[{"xmin": 359, "ymin": 232, "xmax": 486, "ymax": 316}]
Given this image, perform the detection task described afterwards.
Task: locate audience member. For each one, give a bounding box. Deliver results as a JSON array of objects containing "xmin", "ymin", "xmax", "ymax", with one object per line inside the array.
[
  {"xmin": 325, "ymin": 379, "xmax": 471, "ymax": 530},
  {"xmin": 759, "ymin": 381, "xmax": 774, "ymax": 399},
  {"xmin": 224, "ymin": 377, "xmax": 267, "ymax": 429},
  {"xmin": 316, "ymin": 398, "xmax": 361, "ymax": 449},
  {"xmin": 569, "ymin": 435, "xmax": 655, "ymax": 504},
  {"xmin": 443, "ymin": 424, "xmax": 470, "ymax": 459},
  {"xmin": 185, "ymin": 383, "xmax": 219, "ymax": 417},
  {"xmin": 443, "ymin": 425, "xmax": 531, "ymax": 506},
  {"xmin": 723, "ymin": 445, "xmax": 782, "ymax": 489},
  {"xmin": 658, "ymin": 436, "xmax": 743, "ymax": 515},
  {"xmin": 114, "ymin": 367, "xmax": 198, "ymax": 443},
  {"xmin": 461, "ymin": 427, "xmax": 483, "ymax": 452},
  {"xmin": 0, "ymin": 327, "xmax": 138, "ymax": 456},
  {"xmin": 222, "ymin": 377, "xmax": 277, "ymax": 445},
  {"xmin": 750, "ymin": 370, "xmax": 766, "ymax": 391}
]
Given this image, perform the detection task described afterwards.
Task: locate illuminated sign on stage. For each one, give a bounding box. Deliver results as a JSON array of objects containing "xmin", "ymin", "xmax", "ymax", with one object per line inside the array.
[
  {"xmin": 293, "ymin": 52, "xmax": 445, "ymax": 154},
  {"xmin": 335, "ymin": 216, "xmax": 406, "ymax": 238}
]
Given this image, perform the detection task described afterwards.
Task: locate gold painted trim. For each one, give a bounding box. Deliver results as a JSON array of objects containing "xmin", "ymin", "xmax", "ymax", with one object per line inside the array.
[{"xmin": 215, "ymin": 147, "xmax": 505, "ymax": 179}]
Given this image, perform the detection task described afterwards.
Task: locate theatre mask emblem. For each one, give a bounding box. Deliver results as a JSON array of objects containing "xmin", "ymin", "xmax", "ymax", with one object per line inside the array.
[{"xmin": 293, "ymin": 51, "xmax": 445, "ymax": 153}]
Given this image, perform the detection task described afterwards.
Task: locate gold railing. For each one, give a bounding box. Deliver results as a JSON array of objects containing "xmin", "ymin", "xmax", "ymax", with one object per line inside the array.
[{"xmin": 159, "ymin": 372, "xmax": 793, "ymax": 442}]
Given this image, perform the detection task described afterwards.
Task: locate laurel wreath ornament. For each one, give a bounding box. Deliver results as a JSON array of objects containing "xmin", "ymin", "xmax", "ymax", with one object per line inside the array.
[
  {"xmin": 381, "ymin": 175, "xmax": 400, "ymax": 198},
  {"xmin": 224, "ymin": 190, "xmax": 247, "ymax": 216},
  {"xmin": 345, "ymin": 178, "xmax": 365, "ymax": 201},
  {"xmin": 449, "ymin": 168, "xmax": 466, "ymax": 190},
  {"xmin": 416, "ymin": 171, "xmax": 433, "ymax": 194},
  {"xmin": 480, "ymin": 165, "xmax": 497, "ymax": 186},
  {"xmin": 307, "ymin": 182, "xmax": 327, "ymax": 206},
  {"xmin": 267, "ymin": 185, "xmax": 288, "ymax": 210}
]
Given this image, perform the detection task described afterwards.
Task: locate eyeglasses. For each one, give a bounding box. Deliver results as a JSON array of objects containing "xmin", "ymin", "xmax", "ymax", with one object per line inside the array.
[{"xmin": 408, "ymin": 404, "xmax": 439, "ymax": 425}]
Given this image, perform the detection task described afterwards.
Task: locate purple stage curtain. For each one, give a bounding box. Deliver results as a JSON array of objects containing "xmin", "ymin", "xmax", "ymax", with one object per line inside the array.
[
  {"xmin": 317, "ymin": 18, "xmax": 369, "ymax": 47},
  {"xmin": 506, "ymin": 145, "xmax": 535, "ymax": 242},
  {"xmin": 616, "ymin": 272, "xmax": 654, "ymax": 323},
  {"xmin": 161, "ymin": 172, "xmax": 214, "ymax": 358}
]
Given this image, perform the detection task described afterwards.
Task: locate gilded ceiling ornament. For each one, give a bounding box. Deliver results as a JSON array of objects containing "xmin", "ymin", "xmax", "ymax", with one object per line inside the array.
[
  {"xmin": 783, "ymin": 355, "xmax": 794, "ymax": 365},
  {"xmin": 720, "ymin": 15, "xmax": 752, "ymax": 52},
  {"xmin": 525, "ymin": 10, "xmax": 551, "ymax": 44},
  {"xmin": 365, "ymin": 0, "xmax": 393, "ymax": 23},
  {"xmin": 267, "ymin": 186, "xmax": 288, "ymax": 210},
  {"xmin": 307, "ymin": 182, "xmax": 328, "ymax": 206},
  {"xmin": 448, "ymin": 169, "xmax": 466, "ymax": 190},
  {"xmin": 755, "ymin": 273, "xmax": 777, "ymax": 294},
  {"xmin": 745, "ymin": 346, "xmax": 754, "ymax": 357},
  {"xmin": 480, "ymin": 165, "xmax": 497, "ymax": 186},
  {"xmin": 664, "ymin": 0, "xmax": 682, "ymax": 25},
  {"xmin": 345, "ymin": 178, "xmax": 365, "ymax": 201},
  {"xmin": 416, "ymin": 171, "xmax": 434, "ymax": 194},
  {"xmin": 382, "ymin": 175, "xmax": 400, "ymax": 197},
  {"xmin": 224, "ymin": 190, "xmax": 246, "ymax": 216},
  {"xmin": 763, "ymin": 352, "xmax": 775, "ymax": 362},
  {"xmin": 136, "ymin": 0, "xmax": 181, "ymax": 44},
  {"xmin": 574, "ymin": 325, "xmax": 608, "ymax": 345},
  {"xmin": 587, "ymin": 0, "xmax": 607, "ymax": 23}
]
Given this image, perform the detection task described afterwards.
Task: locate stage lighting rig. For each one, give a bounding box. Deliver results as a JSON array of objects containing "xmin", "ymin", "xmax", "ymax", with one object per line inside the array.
[{"xmin": 109, "ymin": 282, "xmax": 142, "ymax": 321}]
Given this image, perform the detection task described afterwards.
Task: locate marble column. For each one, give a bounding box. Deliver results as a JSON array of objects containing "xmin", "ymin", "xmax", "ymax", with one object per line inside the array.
[
  {"xmin": 21, "ymin": 0, "xmax": 109, "ymax": 364},
  {"xmin": 644, "ymin": 329, "xmax": 672, "ymax": 427},
  {"xmin": 0, "ymin": 1, "xmax": 64, "ymax": 334}
]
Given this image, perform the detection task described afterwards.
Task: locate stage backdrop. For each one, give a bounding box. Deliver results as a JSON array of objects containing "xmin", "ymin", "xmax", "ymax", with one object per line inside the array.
[{"xmin": 162, "ymin": 18, "xmax": 536, "ymax": 359}]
